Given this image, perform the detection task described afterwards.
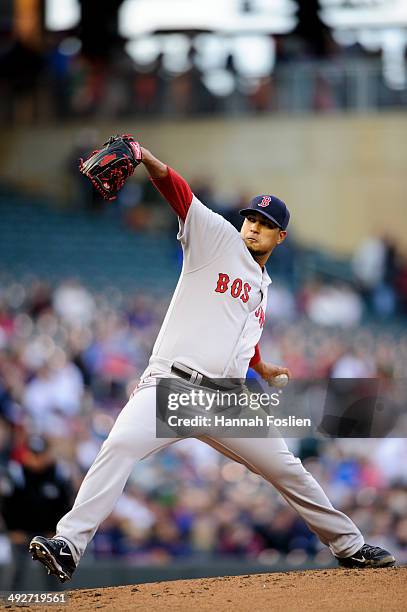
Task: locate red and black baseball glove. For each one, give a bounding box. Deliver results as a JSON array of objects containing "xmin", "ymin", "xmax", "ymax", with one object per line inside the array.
[{"xmin": 79, "ymin": 134, "xmax": 142, "ymax": 200}]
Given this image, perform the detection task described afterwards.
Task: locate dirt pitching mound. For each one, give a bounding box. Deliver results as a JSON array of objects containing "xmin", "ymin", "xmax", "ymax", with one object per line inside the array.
[{"xmin": 7, "ymin": 567, "xmax": 406, "ymax": 612}]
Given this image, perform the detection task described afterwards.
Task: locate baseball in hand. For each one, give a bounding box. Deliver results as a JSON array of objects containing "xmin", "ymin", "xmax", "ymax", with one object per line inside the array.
[{"xmin": 269, "ymin": 374, "xmax": 289, "ymax": 388}]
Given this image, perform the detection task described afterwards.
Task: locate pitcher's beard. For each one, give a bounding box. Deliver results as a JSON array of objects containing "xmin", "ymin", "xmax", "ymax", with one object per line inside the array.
[{"xmin": 247, "ymin": 245, "xmax": 266, "ymax": 259}]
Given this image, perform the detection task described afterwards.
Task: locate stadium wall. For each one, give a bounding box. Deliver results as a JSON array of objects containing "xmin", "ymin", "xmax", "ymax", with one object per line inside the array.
[{"xmin": 1, "ymin": 112, "xmax": 406, "ymax": 255}]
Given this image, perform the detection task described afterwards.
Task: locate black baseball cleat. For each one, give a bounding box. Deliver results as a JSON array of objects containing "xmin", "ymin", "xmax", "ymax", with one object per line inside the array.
[
  {"xmin": 29, "ymin": 536, "xmax": 76, "ymax": 583},
  {"xmin": 336, "ymin": 543, "xmax": 396, "ymax": 568}
]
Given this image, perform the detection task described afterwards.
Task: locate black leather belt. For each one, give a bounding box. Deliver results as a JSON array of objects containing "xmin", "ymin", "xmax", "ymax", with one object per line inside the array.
[{"xmin": 171, "ymin": 362, "xmax": 242, "ymax": 392}]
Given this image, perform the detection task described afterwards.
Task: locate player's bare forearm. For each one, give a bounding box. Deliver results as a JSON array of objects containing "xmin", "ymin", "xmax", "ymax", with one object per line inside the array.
[
  {"xmin": 252, "ymin": 360, "xmax": 291, "ymax": 381},
  {"xmin": 140, "ymin": 147, "xmax": 168, "ymax": 179}
]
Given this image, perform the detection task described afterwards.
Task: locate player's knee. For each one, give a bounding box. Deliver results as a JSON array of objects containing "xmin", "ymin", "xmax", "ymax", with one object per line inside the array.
[{"xmin": 265, "ymin": 451, "xmax": 305, "ymax": 481}]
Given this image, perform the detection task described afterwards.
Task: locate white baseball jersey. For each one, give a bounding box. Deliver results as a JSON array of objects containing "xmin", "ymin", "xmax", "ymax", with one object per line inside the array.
[{"xmin": 145, "ymin": 167, "xmax": 271, "ymax": 378}]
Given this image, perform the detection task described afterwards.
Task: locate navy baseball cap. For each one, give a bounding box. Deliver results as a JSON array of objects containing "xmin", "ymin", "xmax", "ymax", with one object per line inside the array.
[{"xmin": 240, "ymin": 195, "xmax": 290, "ymax": 230}]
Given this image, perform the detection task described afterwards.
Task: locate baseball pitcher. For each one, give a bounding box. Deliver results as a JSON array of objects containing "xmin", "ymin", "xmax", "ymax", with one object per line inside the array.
[{"xmin": 29, "ymin": 137, "xmax": 395, "ymax": 581}]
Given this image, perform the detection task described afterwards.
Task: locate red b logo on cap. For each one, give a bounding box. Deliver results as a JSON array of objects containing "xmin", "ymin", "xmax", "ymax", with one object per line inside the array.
[{"xmin": 258, "ymin": 196, "xmax": 271, "ymax": 208}]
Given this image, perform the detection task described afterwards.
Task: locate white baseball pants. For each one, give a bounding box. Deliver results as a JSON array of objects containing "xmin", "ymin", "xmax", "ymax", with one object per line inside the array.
[{"xmin": 56, "ymin": 378, "xmax": 364, "ymax": 564}]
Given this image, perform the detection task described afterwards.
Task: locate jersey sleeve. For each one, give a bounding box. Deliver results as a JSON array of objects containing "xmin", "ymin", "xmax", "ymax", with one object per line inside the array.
[
  {"xmin": 249, "ymin": 343, "xmax": 261, "ymax": 368},
  {"xmin": 150, "ymin": 166, "xmax": 192, "ymax": 221},
  {"xmin": 179, "ymin": 196, "xmax": 241, "ymax": 270},
  {"xmin": 151, "ymin": 165, "xmax": 240, "ymax": 270}
]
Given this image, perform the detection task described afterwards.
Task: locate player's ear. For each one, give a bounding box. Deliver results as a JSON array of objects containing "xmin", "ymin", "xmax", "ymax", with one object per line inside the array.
[{"xmin": 277, "ymin": 230, "xmax": 287, "ymax": 245}]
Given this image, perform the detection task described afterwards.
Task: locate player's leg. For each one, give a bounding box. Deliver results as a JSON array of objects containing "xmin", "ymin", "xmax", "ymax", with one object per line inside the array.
[
  {"xmin": 30, "ymin": 381, "xmax": 176, "ymax": 578},
  {"xmin": 202, "ymin": 434, "xmax": 364, "ymax": 558}
]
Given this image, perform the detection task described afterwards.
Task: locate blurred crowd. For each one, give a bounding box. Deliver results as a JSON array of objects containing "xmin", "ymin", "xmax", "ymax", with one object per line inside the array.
[
  {"xmin": 0, "ymin": 274, "xmax": 406, "ymax": 576},
  {"xmin": 67, "ymin": 158, "xmax": 407, "ymax": 326},
  {"xmin": 1, "ymin": 30, "xmax": 406, "ymax": 125}
]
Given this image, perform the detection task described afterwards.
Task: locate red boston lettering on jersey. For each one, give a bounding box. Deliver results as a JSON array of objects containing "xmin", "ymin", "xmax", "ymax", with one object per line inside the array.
[
  {"xmin": 255, "ymin": 306, "xmax": 265, "ymax": 328},
  {"xmin": 215, "ymin": 274, "xmax": 252, "ymax": 303},
  {"xmin": 240, "ymin": 282, "xmax": 251, "ymax": 303},
  {"xmin": 231, "ymin": 278, "xmax": 243, "ymax": 298},
  {"xmin": 215, "ymin": 273, "xmax": 230, "ymax": 293}
]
